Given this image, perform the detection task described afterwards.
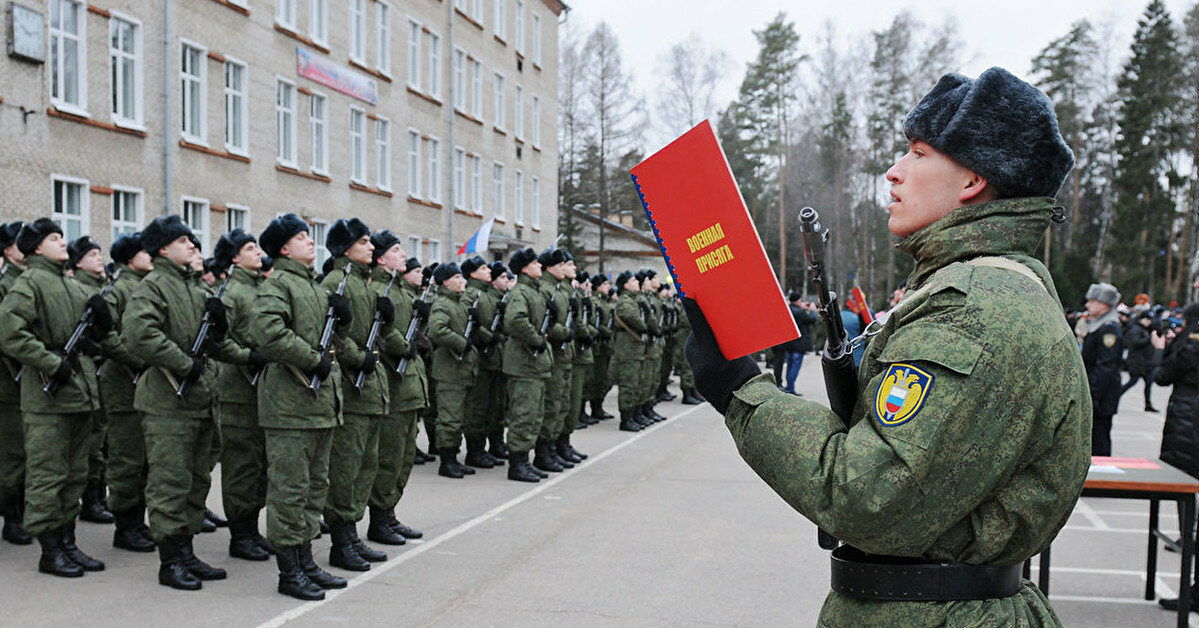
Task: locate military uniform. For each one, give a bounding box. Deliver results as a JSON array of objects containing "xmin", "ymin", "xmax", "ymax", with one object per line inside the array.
[
  {"xmin": 613, "ymin": 288, "xmax": 649, "ymax": 430},
  {"xmin": 462, "ymin": 276, "xmax": 500, "ymax": 466},
  {"xmin": 641, "ymin": 290, "xmax": 664, "ymax": 413},
  {"xmin": 429, "ymin": 282, "xmax": 480, "ymax": 473},
  {"xmin": 718, "ymin": 199, "xmax": 1091, "ymax": 625},
  {"xmin": 0, "ymin": 262, "xmax": 27, "ymax": 543},
  {"xmin": 565, "ymin": 288, "xmax": 595, "ymax": 456},
  {"xmin": 1082, "ymin": 308, "xmax": 1122, "ymax": 457},
  {"xmin": 586, "ymin": 289, "xmax": 615, "ymax": 420},
  {"xmin": 538, "ymin": 273, "xmax": 573, "ymax": 468},
  {"xmin": 71, "ymin": 271, "xmax": 113, "ymax": 521},
  {"xmin": 502, "ymin": 274, "xmax": 552, "ymax": 467}
]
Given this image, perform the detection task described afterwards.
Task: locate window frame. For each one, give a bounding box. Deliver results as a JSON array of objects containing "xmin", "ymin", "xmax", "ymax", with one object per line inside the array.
[
  {"xmin": 452, "ymin": 47, "xmax": 467, "ymax": 111},
  {"xmin": 514, "ymin": 169, "xmax": 524, "ymax": 224},
  {"xmin": 532, "ymin": 95, "xmax": 541, "ymax": 148},
  {"xmin": 108, "ymin": 12, "xmax": 143, "ymax": 129},
  {"xmin": 275, "ymin": 0, "xmax": 297, "ymax": 30},
  {"xmin": 407, "ymin": 18, "xmax": 422, "ymax": 90},
  {"xmin": 309, "ymin": 0, "xmax": 328, "ymax": 47},
  {"xmin": 180, "ymin": 38, "xmax": 208, "ymax": 145},
  {"xmin": 492, "ymin": 161, "xmax": 505, "ymax": 219},
  {"xmin": 51, "ymin": 174, "xmax": 90, "ymax": 243},
  {"xmin": 408, "ymin": 128, "xmax": 422, "ymax": 198},
  {"xmin": 309, "ymin": 90, "xmax": 329, "ymax": 175},
  {"xmin": 110, "ymin": 184, "xmax": 143, "ymax": 241},
  {"xmin": 376, "ymin": 1, "xmax": 391, "ymax": 75},
  {"xmin": 494, "ymin": 0, "xmax": 505, "ymax": 41},
  {"xmin": 375, "ymin": 116, "xmax": 392, "ymax": 191},
  {"xmin": 470, "ymin": 155, "xmax": 482, "ymax": 213},
  {"xmin": 532, "ymin": 12, "xmax": 541, "ymax": 65},
  {"xmin": 470, "ymin": 58, "xmax": 482, "ymax": 117},
  {"xmin": 514, "ymin": 84, "xmax": 524, "ymax": 140},
  {"xmin": 493, "ymin": 72, "xmax": 505, "ymax": 130},
  {"xmin": 427, "ymin": 30, "xmax": 442, "ymax": 99},
  {"xmin": 427, "ymin": 239, "xmax": 442, "ymax": 264},
  {"xmin": 49, "ymin": 0, "xmax": 88, "ymax": 116},
  {"xmin": 226, "ymin": 204, "xmax": 250, "ymax": 233},
  {"xmin": 452, "ymin": 146, "xmax": 466, "ymax": 209},
  {"xmin": 407, "ymin": 235, "xmax": 422, "ymax": 262},
  {"xmin": 531, "ymin": 175, "xmax": 540, "ymax": 228},
  {"xmin": 223, "ymin": 57, "xmax": 249, "ymax": 156},
  {"xmin": 515, "ymin": 0, "xmax": 524, "ymax": 53},
  {"xmin": 311, "ymin": 219, "xmax": 331, "ymax": 269},
  {"xmin": 275, "ymin": 77, "xmax": 298, "ymax": 167},
  {"xmin": 180, "ymin": 195, "xmax": 210, "ymax": 253},
  {"xmin": 426, "ymin": 135, "xmax": 441, "ymax": 203},
  {"xmin": 349, "ymin": 0, "xmax": 367, "ymax": 63},
  {"xmin": 350, "ymin": 106, "xmax": 368, "ymax": 184}
]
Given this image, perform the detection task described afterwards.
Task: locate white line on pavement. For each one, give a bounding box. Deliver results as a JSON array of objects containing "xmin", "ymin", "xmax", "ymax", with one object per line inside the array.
[
  {"xmin": 256, "ymin": 404, "xmax": 709, "ymax": 628},
  {"xmin": 1060, "ymin": 525, "xmax": 1181, "ymax": 535},
  {"xmin": 1073, "ymin": 499, "xmax": 1110, "ymax": 530}
]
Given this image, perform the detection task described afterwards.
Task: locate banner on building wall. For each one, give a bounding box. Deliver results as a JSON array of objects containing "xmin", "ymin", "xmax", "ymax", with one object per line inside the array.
[{"xmin": 296, "ymin": 48, "xmax": 379, "ymax": 106}]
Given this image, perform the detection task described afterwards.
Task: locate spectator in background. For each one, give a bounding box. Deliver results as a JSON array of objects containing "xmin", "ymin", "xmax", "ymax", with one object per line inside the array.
[
  {"xmin": 1081, "ymin": 282, "xmax": 1123, "ymax": 456},
  {"xmin": 781, "ymin": 293, "xmax": 818, "ymax": 395},
  {"xmin": 1121, "ymin": 310, "xmax": 1160, "ymax": 412}
]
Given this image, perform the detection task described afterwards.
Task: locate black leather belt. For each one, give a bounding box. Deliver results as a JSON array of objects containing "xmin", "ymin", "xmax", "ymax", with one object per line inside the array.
[{"xmin": 830, "ymin": 546, "xmax": 1023, "ymax": 602}]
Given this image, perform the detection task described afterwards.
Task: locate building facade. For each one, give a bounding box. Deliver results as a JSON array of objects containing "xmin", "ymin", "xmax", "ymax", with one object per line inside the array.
[{"xmin": 0, "ymin": 0, "xmax": 564, "ymax": 266}]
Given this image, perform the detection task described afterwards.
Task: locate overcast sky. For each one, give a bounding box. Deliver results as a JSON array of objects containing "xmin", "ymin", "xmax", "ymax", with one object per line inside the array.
[{"xmin": 565, "ymin": 0, "xmax": 1194, "ymax": 151}]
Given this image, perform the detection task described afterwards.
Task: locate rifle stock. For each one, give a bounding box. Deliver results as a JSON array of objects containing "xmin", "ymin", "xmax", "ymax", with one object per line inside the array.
[
  {"xmin": 44, "ymin": 269, "xmax": 122, "ymax": 398},
  {"xmin": 309, "ymin": 268, "xmax": 351, "ymax": 396},
  {"xmin": 354, "ymin": 269, "xmax": 397, "ymax": 392},
  {"xmin": 177, "ymin": 266, "xmax": 234, "ymax": 399},
  {"xmin": 396, "ymin": 283, "xmax": 433, "ymax": 376}
]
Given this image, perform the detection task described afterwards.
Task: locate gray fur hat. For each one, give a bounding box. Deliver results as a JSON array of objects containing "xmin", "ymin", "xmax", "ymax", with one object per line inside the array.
[
  {"xmin": 213, "ymin": 228, "xmax": 256, "ymax": 270},
  {"xmin": 326, "ymin": 218, "xmax": 371, "ymax": 258},
  {"xmin": 509, "ymin": 248, "xmax": 538, "ymax": 274},
  {"xmin": 110, "ymin": 231, "xmax": 143, "ymax": 265},
  {"xmin": 142, "ymin": 215, "xmax": 192, "ymax": 257},
  {"xmin": 1085, "ymin": 283, "xmax": 1120, "ymax": 308},
  {"xmin": 903, "ymin": 67, "xmax": 1074, "ymax": 199},
  {"xmin": 0, "ymin": 221, "xmax": 23, "ymax": 250},
  {"xmin": 258, "ymin": 213, "xmax": 309, "ymax": 259},
  {"xmin": 17, "ymin": 218, "xmax": 64, "ymax": 256}
]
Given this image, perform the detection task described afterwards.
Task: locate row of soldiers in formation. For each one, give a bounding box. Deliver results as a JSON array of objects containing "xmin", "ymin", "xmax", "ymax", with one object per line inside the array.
[{"xmin": 0, "ymin": 213, "xmax": 700, "ymax": 600}]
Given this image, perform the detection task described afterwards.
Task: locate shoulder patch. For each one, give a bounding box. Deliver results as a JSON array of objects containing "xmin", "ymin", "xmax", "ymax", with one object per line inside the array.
[
  {"xmin": 1103, "ymin": 333, "xmax": 1117, "ymax": 348},
  {"xmin": 875, "ymin": 363, "xmax": 934, "ymax": 427}
]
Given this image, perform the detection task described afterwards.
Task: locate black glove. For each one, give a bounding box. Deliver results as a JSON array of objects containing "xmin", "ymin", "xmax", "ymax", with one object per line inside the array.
[
  {"xmin": 77, "ymin": 336, "xmax": 104, "ymax": 358},
  {"xmin": 329, "ymin": 294, "xmax": 353, "ymax": 326},
  {"xmin": 682, "ymin": 298, "xmax": 760, "ymax": 415},
  {"xmin": 471, "ymin": 333, "xmax": 488, "ymax": 347},
  {"xmin": 359, "ymin": 351, "xmax": 378, "ymax": 373},
  {"xmin": 184, "ymin": 356, "xmax": 205, "ymax": 381},
  {"xmin": 413, "ymin": 300, "xmax": 431, "ymax": 320},
  {"xmin": 496, "ymin": 301, "xmax": 508, "ymax": 316},
  {"xmin": 532, "ymin": 338, "xmax": 548, "ymax": 353},
  {"xmin": 467, "ymin": 306, "xmax": 480, "ymax": 321},
  {"xmin": 375, "ymin": 296, "xmax": 395, "ymax": 326},
  {"xmin": 50, "ymin": 357, "xmax": 74, "ymax": 387},
  {"xmin": 204, "ymin": 297, "xmax": 229, "ymax": 335},
  {"xmin": 569, "ymin": 297, "xmax": 580, "ymax": 312},
  {"xmin": 312, "ymin": 352, "xmax": 333, "ymax": 380},
  {"xmin": 547, "ymin": 301, "xmax": 561, "ymax": 322},
  {"xmin": 246, "ymin": 350, "xmax": 268, "ymax": 371},
  {"xmin": 87, "ymin": 294, "xmax": 114, "ymax": 334}
]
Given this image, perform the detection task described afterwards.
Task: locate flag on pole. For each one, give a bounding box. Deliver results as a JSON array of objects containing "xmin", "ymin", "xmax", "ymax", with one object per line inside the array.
[{"xmin": 457, "ymin": 218, "xmax": 495, "ymax": 255}]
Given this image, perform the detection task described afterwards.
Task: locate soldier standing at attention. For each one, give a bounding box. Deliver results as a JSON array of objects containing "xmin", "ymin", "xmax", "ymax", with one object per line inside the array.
[
  {"xmin": 562, "ymin": 264, "xmax": 593, "ymax": 460},
  {"xmin": 101, "ymin": 232, "xmax": 156, "ymax": 552},
  {"xmin": 613, "ymin": 271, "xmax": 650, "ymax": 432},
  {"xmin": 586, "ymin": 273, "xmax": 616, "ymax": 422},
  {"xmin": 212, "ymin": 229, "xmax": 272, "ymax": 561},
  {"xmin": 428, "ymin": 262, "xmax": 483, "ymax": 478},
  {"xmin": 0, "ymin": 221, "xmax": 29, "ymax": 545},
  {"xmin": 536, "ymin": 249, "xmax": 574, "ymax": 473},
  {"xmin": 673, "ymin": 294, "xmax": 702, "ymax": 405},
  {"xmin": 501, "ymin": 249, "xmax": 551, "ymax": 483},
  {"xmin": 368, "ymin": 242, "xmax": 425, "ymax": 545},
  {"xmin": 67, "ymin": 236, "xmax": 116, "ymax": 525},
  {"xmin": 460, "ymin": 256, "xmax": 501, "ymax": 470},
  {"xmin": 0, "ymin": 218, "xmax": 114, "ymax": 576},
  {"xmin": 638, "ymin": 270, "xmax": 666, "ymax": 424},
  {"xmin": 320, "ymin": 218, "xmax": 391, "ymax": 572},
  {"xmin": 683, "ymin": 67, "xmax": 1090, "ymax": 625},
  {"xmin": 485, "ymin": 262, "xmax": 513, "ymax": 460},
  {"xmin": 1081, "ymin": 283, "xmax": 1123, "ymax": 457},
  {"xmin": 656, "ymin": 284, "xmax": 679, "ymax": 403},
  {"xmin": 124, "ymin": 216, "xmax": 243, "ymax": 590},
  {"xmin": 251, "ymin": 214, "xmax": 346, "ymax": 600}
]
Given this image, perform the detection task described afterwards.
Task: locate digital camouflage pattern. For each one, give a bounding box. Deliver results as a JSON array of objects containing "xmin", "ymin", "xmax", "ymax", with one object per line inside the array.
[
  {"xmin": 378, "ymin": 273, "xmax": 429, "ymax": 412},
  {"xmin": 428, "ymin": 287, "xmax": 479, "ymax": 451},
  {"xmin": 502, "ymin": 277, "xmax": 552, "ymax": 453},
  {"xmin": 723, "ymin": 198, "xmax": 1091, "ymax": 626},
  {"xmin": 539, "ymin": 274, "xmax": 573, "ymax": 440},
  {"xmin": 612, "ymin": 290, "xmax": 647, "ymax": 413},
  {"xmin": 98, "ymin": 264, "xmax": 148, "ymax": 515},
  {"xmin": 0, "ymin": 264, "xmax": 25, "ymax": 517}
]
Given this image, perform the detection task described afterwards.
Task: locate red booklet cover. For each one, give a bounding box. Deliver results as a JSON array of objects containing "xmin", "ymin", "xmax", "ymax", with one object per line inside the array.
[{"xmin": 631, "ymin": 120, "xmax": 799, "ymax": 359}]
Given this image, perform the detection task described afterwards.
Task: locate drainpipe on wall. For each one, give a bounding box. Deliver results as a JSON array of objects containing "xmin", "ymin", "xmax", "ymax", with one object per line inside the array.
[
  {"xmin": 446, "ymin": 0, "xmax": 456, "ymax": 258},
  {"xmin": 162, "ymin": 0, "xmax": 172, "ymax": 214}
]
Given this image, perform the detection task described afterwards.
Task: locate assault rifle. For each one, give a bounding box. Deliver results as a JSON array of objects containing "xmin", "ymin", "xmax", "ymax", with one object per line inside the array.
[
  {"xmin": 799, "ymin": 207, "xmax": 857, "ymax": 551},
  {"xmin": 482, "ymin": 290, "xmax": 511, "ymax": 357},
  {"xmin": 176, "ymin": 266, "xmax": 235, "ymax": 399},
  {"xmin": 558, "ymin": 296, "xmax": 576, "ymax": 351},
  {"xmin": 458, "ymin": 295, "xmax": 481, "ymax": 361},
  {"xmin": 354, "ymin": 269, "xmax": 397, "ymax": 393},
  {"xmin": 45, "ymin": 269, "xmax": 122, "ymax": 398},
  {"xmin": 309, "ymin": 268, "xmax": 350, "ymax": 397},
  {"xmin": 533, "ymin": 299, "xmax": 555, "ymax": 356},
  {"xmin": 395, "ymin": 283, "xmax": 433, "ymax": 376}
]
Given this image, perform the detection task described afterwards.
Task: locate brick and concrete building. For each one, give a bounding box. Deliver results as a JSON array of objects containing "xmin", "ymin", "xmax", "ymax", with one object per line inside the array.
[{"xmin": 0, "ymin": 0, "xmax": 565, "ymax": 266}]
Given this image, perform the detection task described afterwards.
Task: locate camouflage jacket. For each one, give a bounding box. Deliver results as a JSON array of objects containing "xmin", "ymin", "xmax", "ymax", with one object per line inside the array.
[
  {"xmin": 501, "ymin": 277, "xmax": 552, "ymax": 379},
  {"xmin": 377, "ymin": 269, "xmax": 428, "ymax": 412},
  {"xmin": 591, "ymin": 293, "xmax": 614, "ymax": 356},
  {"xmin": 215, "ymin": 266, "xmax": 262, "ymax": 410},
  {"xmin": 613, "ymin": 290, "xmax": 647, "ymax": 362},
  {"xmin": 321, "ymin": 257, "xmax": 388, "ymax": 414},
  {"xmin": 538, "ymin": 275, "xmax": 573, "ymax": 362},
  {"xmin": 724, "ymin": 198, "xmax": 1090, "ymax": 625},
  {"xmin": 0, "ymin": 264, "xmax": 24, "ymax": 404},
  {"xmin": 572, "ymin": 290, "xmax": 595, "ymax": 366},
  {"xmin": 97, "ymin": 265, "xmax": 147, "ymax": 413},
  {"xmin": 428, "ymin": 287, "xmax": 479, "ymax": 383},
  {"xmin": 464, "ymin": 278, "xmax": 499, "ymax": 371}
]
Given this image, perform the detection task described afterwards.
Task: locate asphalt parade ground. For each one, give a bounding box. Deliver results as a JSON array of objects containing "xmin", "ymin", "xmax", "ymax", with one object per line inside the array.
[{"xmin": 0, "ymin": 358, "xmax": 1191, "ymax": 627}]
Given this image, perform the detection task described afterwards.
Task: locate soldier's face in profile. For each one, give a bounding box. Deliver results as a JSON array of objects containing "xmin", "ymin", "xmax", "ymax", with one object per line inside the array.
[
  {"xmin": 129, "ymin": 250, "xmax": 154, "ymax": 272},
  {"xmin": 524, "ymin": 261, "xmax": 543, "ymax": 279},
  {"xmin": 378, "ymin": 244, "xmax": 405, "ymax": 271},
  {"xmin": 78, "ymin": 248, "xmax": 105, "ymax": 276},
  {"xmin": 36, "ymin": 233, "xmax": 70, "ymax": 262},
  {"xmin": 3, "ymin": 243, "xmax": 24, "ymax": 265},
  {"xmin": 160, "ymin": 236, "xmax": 195, "ymax": 267},
  {"xmin": 236, "ymin": 242, "xmax": 263, "ymax": 271},
  {"xmin": 347, "ymin": 236, "xmax": 374, "ymax": 266},
  {"xmin": 444, "ymin": 274, "xmax": 466, "ymax": 293},
  {"xmin": 282, "ymin": 231, "xmax": 316, "ymax": 266},
  {"xmin": 885, "ymin": 140, "xmax": 984, "ymax": 238},
  {"xmin": 404, "ymin": 267, "xmax": 422, "ymax": 286}
]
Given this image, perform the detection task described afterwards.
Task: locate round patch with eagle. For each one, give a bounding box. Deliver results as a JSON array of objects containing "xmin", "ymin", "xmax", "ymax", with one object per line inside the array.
[{"xmin": 874, "ymin": 363, "xmax": 935, "ymax": 427}]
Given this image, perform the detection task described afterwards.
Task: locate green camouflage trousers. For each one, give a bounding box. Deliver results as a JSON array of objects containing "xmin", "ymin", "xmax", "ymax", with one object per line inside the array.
[
  {"xmin": 370, "ymin": 409, "xmax": 419, "ymax": 511},
  {"xmin": 659, "ymin": 338, "xmax": 676, "ymax": 392},
  {"xmin": 642, "ymin": 343, "xmax": 664, "ymax": 405},
  {"xmin": 613, "ymin": 358, "xmax": 642, "ymax": 413},
  {"xmin": 587, "ymin": 351, "xmax": 613, "ymax": 411},
  {"xmin": 324, "ymin": 412, "xmax": 382, "ymax": 524},
  {"xmin": 464, "ymin": 369, "xmax": 503, "ymax": 440},
  {"xmin": 506, "ymin": 376, "xmax": 546, "ymax": 453},
  {"xmin": 565, "ymin": 365, "xmax": 587, "ymax": 437},
  {"xmin": 0, "ymin": 405, "xmax": 24, "ymax": 512},
  {"xmin": 22, "ymin": 412, "xmax": 90, "ymax": 535},
  {"xmin": 104, "ymin": 409, "xmax": 146, "ymax": 514},
  {"xmin": 218, "ymin": 407, "xmax": 267, "ymax": 521},
  {"xmin": 541, "ymin": 361, "xmax": 572, "ymax": 441},
  {"xmin": 144, "ymin": 413, "xmax": 215, "ymax": 542},
  {"xmin": 265, "ymin": 427, "xmax": 333, "ymax": 548},
  {"xmin": 86, "ymin": 407, "xmax": 107, "ymax": 483},
  {"xmin": 673, "ymin": 335, "xmax": 694, "ymax": 389},
  {"xmin": 435, "ymin": 380, "xmax": 469, "ymax": 452}
]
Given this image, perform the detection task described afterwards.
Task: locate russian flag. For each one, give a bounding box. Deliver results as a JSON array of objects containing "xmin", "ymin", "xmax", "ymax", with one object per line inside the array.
[{"xmin": 457, "ymin": 218, "xmax": 495, "ymax": 255}]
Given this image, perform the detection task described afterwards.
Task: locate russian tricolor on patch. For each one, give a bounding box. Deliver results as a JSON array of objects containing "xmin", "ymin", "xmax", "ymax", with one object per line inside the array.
[{"xmin": 874, "ymin": 363, "xmax": 934, "ymax": 427}]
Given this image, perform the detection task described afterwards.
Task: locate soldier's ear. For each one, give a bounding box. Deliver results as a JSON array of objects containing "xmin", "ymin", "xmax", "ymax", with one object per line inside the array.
[{"xmin": 960, "ymin": 172, "xmax": 996, "ymax": 204}]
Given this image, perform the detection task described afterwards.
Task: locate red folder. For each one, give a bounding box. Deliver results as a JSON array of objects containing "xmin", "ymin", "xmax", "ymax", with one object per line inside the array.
[{"xmin": 631, "ymin": 120, "xmax": 799, "ymax": 359}]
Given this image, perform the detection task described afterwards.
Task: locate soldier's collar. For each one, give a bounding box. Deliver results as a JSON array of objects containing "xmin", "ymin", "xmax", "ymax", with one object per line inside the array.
[
  {"xmin": 273, "ymin": 255, "xmax": 314, "ymax": 278},
  {"xmin": 26, "ymin": 254, "xmax": 65, "ymax": 274}
]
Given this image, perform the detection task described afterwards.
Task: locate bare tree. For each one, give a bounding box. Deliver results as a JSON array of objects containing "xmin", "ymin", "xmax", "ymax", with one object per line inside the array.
[{"xmin": 654, "ymin": 34, "xmax": 733, "ymax": 137}]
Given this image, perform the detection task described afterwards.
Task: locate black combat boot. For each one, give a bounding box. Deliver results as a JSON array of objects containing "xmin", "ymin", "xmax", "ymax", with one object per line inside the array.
[
  {"xmin": 438, "ymin": 449, "xmax": 465, "ymax": 479},
  {"xmin": 633, "ymin": 406, "xmax": 654, "ymax": 429},
  {"xmin": 556, "ymin": 434, "xmax": 584, "ymax": 463},
  {"xmin": 562, "ymin": 434, "xmax": 588, "ymax": 460},
  {"xmin": 646, "ymin": 402, "xmax": 666, "ymax": 422},
  {"xmin": 463, "ymin": 436, "xmax": 495, "ymax": 469},
  {"xmin": 328, "ymin": 521, "xmax": 370, "ymax": 571},
  {"xmin": 488, "ymin": 431, "xmax": 510, "ymax": 459},
  {"xmin": 229, "ymin": 517, "xmax": 270, "ymax": 561},
  {"xmin": 533, "ymin": 441, "xmax": 565, "ymax": 473},
  {"xmin": 205, "ymin": 508, "xmax": 228, "ymax": 527},
  {"xmin": 276, "ymin": 545, "xmax": 325, "ymax": 600},
  {"xmin": 681, "ymin": 387, "xmax": 704, "ymax": 405},
  {"xmin": 112, "ymin": 509, "xmax": 156, "ymax": 552},
  {"xmin": 1159, "ymin": 586, "xmax": 1199, "ymax": 611},
  {"xmin": 507, "ymin": 451, "xmax": 541, "ymax": 483},
  {"xmin": 181, "ymin": 536, "xmax": 226, "ymax": 580},
  {"xmin": 158, "ymin": 537, "xmax": 201, "ymax": 590},
  {"xmin": 656, "ymin": 385, "xmax": 677, "ymax": 402},
  {"xmin": 389, "ymin": 515, "xmax": 423, "ymax": 540},
  {"xmin": 79, "ymin": 480, "xmax": 114, "ymax": 523},
  {"xmin": 62, "ymin": 521, "xmax": 104, "ymax": 571},
  {"xmin": 1, "ymin": 497, "xmax": 31, "ymax": 545},
  {"xmin": 299, "ymin": 542, "xmax": 346, "ymax": 589},
  {"xmin": 590, "ymin": 400, "xmax": 614, "ymax": 420},
  {"xmin": 547, "ymin": 438, "xmax": 574, "ymax": 469},
  {"xmin": 367, "ymin": 507, "xmax": 406, "ymax": 546},
  {"xmin": 347, "ymin": 523, "xmax": 387, "ymax": 563},
  {"xmin": 249, "ymin": 509, "xmax": 273, "ymax": 555},
  {"xmin": 37, "ymin": 528, "xmax": 84, "ymax": 578}
]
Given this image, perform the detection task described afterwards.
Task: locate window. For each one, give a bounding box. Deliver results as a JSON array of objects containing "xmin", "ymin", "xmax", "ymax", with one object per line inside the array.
[
  {"xmin": 515, "ymin": 85, "xmax": 524, "ymax": 139},
  {"xmin": 407, "ymin": 20, "xmax": 421, "ymax": 89},
  {"xmin": 376, "ymin": 117, "xmax": 391, "ymax": 190},
  {"xmin": 407, "ymin": 235, "xmax": 422, "ymax": 261},
  {"xmin": 181, "ymin": 41, "xmax": 206, "ymax": 142},
  {"xmin": 531, "ymin": 176, "xmax": 540, "ymax": 227},
  {"xmin": 532, "ymin": 13, "xmax": 541, "ymax": 65},
  {"xmin": 350, "ymin": 108, "xmax": 367, "ymax": 183},
  {"xmin": 532, "ymin": 95, "xmax": 541, "ymax": 147},
  {"xmin": 452, "ymin": 147, "xmax": 465, "ymax": 209},
  {"xmin": 427, "ymin": 31, "xmax": 441, "ymax": 98},
  {"xmin": 426, "ymin": 136, "xmax": 441, "ymax": 203},
  {"xmin": 52, "ymin": 176, "xmax": 89, "ymax": 242},
  {"xmin": 276, "ymin": 78, "xmax": 297, "ymax": 165},
  {"xmin": 181, "ymin": 197, "xmax": 209, "ymax": 252},
  {"xmin": 349, "ymin": 0, "xmax": 366, "ymax": 62},
  {"xmin": 427, "ymin": 240, "xmax": 441, "ymax": 264},
  {"xmin": 226, "ymin": 205, "xmax": 249, "ymax": 232},
  {"xmin": 50, "ymin": 0, "xmax": 87, "ymax": 113},
  {"xmin": 470, "ymin": 59, "xmax": 482, "ymax": 117},
  {"xmin": 408, "ymin": 129, "xmax": 422, "ymax": 198},
  {"xmin": 310, "ymin": 92, "xmax": 328, "ymax": 174},
  {"xmin": 109, "ymin": 15, "xmax": 141, "ymax": 126},
  {"xmin": 309, "ymin": 0, "xmax": 328, "ymax": 45},
  {"xmin": 471, "ymin": 156, "xmax": 482, "ymax": 212},
  {"xmin": 514, "ymin": 169, "xmax": 524, "ymax": 223},
  {"xmin": 224, "ymin": 60, "xmax": 248, "ymax": 154},
  {"xmin": 376, "ymin": 2, "xmax": 391, "ymax": 74},
  {"xmin": 311, "ymin": 220, "xmax": 330, "ymax": 268},
  {"xmin": 493, "ymin": 73, "xmax": 505, "ymax": 129},
  {"xmin": 111, "ymin": 187, "xmax": 141, "ymax": 240},
  {"xmin": 492, "ymin": 162, "xmax": 504, "ymax": 218},
  {"xmin": 453, "ymin": 48, "xmax": 466, "ymax": 110},
  {"xmin": 276, "ymin": 0, "xmax": 296, "ymax": 28},
  {"xmin": 474, "ymin": 0, "xmax": 484, "ymax": 23},
  {"xmin": 494, "ymin": 0, "xmax": 505, "ymax": 40},
  {"xmin": 515, "ymin": 1, "xmax": 524, "ymax": 53}
]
